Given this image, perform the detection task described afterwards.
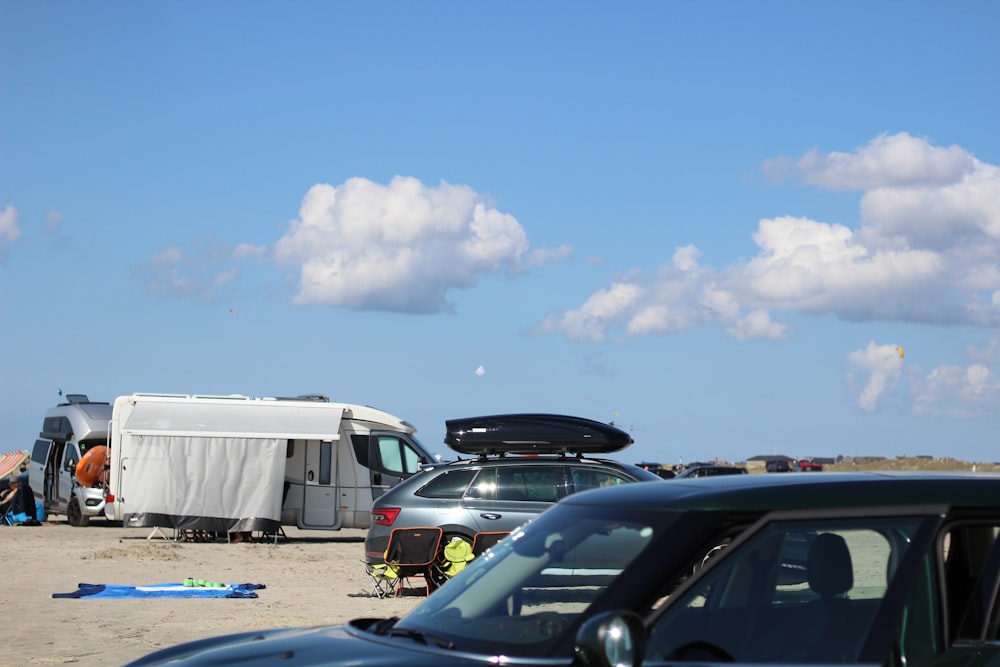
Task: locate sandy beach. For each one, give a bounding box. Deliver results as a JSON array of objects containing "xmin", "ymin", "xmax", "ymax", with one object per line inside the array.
[{"xmin": 2, "ymin": 517, "xmax": 423, "ymax": 666}]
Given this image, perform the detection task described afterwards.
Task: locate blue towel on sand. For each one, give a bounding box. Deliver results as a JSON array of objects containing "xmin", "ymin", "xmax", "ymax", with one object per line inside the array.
[{"xmin": 53, "ymin": 582, "xmax": 265, "ymax": 599}]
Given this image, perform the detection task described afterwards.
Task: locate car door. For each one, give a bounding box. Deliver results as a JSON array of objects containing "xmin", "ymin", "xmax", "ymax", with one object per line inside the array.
[
  {"xmin": 926, "ymin": 520, "xmax": 1000, "ymax": 667},
  {"xmin": 367, "ymin": 431, "xmax": 428, "ymax": 499},
  {"xmin": 59, "ymin": 442, "xmax": 81, "ymax": 509},
  {"xmin": 461, "ymin": 465, "xmax": 561, "ymax": 534},
  {"xmin": 644, "ymin": 509, "xmax": 944, "ymax": 667}
]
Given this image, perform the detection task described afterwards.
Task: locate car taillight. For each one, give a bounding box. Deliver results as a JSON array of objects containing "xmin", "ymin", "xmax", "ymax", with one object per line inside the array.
[{"xmin": 371, "ymin": 507, "xmax": 400, "ymax": 526}]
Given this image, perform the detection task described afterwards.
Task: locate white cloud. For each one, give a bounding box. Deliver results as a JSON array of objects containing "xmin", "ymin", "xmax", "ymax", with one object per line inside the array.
[
  {"xmin": 539, "ymin": 132, "xmax": 1000, "ymax": 343},
  {"xmin": 845, "ymin": 336, "xmax": 1000, "ymax": 417},
  {"xmin": 859, "ymin": 164, "xmax": 1000, "ymax": 251},
  {"xmin": 528, "ymin": 244, "xmax": 573, "ymax": 268},
  {"xmin": 847, "ymin": 342, "xmax": 905, "ymax": 412},
  {"xmin": 727, "ymin": 310, "xmax": 789, "ymax": 341},
  {"xmin": 0, "ymin": 205, "xmax": 21, "ymax": 242},
  {"xmin": 905, "ymin": 335, "xmax": 1000, "ymax": 418},
  {"xmin": 233, "ymin": 243, "xmax": 267, "ymax": 259},
  {"xmin": 0, "ymin": 204, "xmax": 21, "ymax": 262},
  {"xmin": 45, "ymin": 209, "xmax": 63, "ymax": 233},
  {"xmin": 966, "ymin": 334, "xmax": 1000, "ymax": 366},
  {"xmin": 912, "ymin": 363, "xmax": 1000, "ymax": 418},
  {"xmin": 736, "ymin": 215, "xmax": 944, "ymax": 315},
  {"xmin": 212, "ymin": 268, "xmax": 240, "ymax": 287},
  {"xmin": 136, "ymin": 242, "xmax": 256, "ymax": 299},
  {"xmin": 762, "ymin": 132, "xmax": 977, "ymax": 190},
  {"xmin": 274, "ymin": 177, "xmax": 561, "ymax": 313},
  {"xmin": 535, "ymin": 282, "xmax": 644, "ymax": 342},
  {"xmin": 533, "ymin": 245, "xmax": 771, "ymax": 341}
]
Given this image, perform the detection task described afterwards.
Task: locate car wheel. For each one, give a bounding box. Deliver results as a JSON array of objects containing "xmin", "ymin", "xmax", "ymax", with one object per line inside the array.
[{"xmin": 67, "ymin": 496, "xmax": 90, "ymax": 527}]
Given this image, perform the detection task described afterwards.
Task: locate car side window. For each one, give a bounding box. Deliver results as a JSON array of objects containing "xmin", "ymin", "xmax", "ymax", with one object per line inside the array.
[
  {"xmin": 416, "ymin": 469, "xmax": 478, "ymax": 499},
  {"xmin": 947, "ymin": 522, "xmax": 1000, "ymax": 643},
  {"xmin": 497, "ymin": 466, "xmax": 561, "ymax": 502},
  {"xmin": 571, "ymin": 467, "xmax": 628, "ymax": 492},
  {"xmin": 648, "ymin": 516, "xmax": 925, "ymax": 663},
  {"xmin": 466, "ymin": 468, "xmax": 497, "ymax": 500}
]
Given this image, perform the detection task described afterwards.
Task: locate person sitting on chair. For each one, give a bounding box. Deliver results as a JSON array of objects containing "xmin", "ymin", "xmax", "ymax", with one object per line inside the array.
[{"xmin": 1, "ymin": 475, "xmax": 39, "ymax": 525}]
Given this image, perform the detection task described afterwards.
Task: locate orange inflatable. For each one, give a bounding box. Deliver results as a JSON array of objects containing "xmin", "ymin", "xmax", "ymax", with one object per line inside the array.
[{"xmin": 76, "ymin": 445, "xmax": 108, "ymax": 487}]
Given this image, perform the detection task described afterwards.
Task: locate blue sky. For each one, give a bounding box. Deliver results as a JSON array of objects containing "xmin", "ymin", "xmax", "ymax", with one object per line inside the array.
[{"xmin": 2, "ymin": 0, "xmax": 999, "ymax": 466}]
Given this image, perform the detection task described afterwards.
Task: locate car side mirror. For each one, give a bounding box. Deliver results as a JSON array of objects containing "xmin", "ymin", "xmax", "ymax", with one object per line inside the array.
[{"xmin": 574, "ymin": 611, "xmax": 645, "ymax": 667}]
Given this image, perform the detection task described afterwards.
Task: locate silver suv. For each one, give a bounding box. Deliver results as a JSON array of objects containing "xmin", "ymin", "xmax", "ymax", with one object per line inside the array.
[{"xmin": 363, "ymin": 413, "xmax": 661, "ymax": 564}]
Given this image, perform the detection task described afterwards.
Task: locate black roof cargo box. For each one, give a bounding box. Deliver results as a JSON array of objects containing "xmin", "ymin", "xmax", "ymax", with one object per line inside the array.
[{"xmin": 444, "ymin": 413, "xmax": 633, "ymax": 456}]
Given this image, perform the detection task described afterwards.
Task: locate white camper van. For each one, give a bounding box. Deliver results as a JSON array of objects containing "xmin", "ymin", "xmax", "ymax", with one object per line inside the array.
[
  {"xmin": 103, "ymin": 393, "xmax": 436, "ymax": 535},
  {"xmin": 29, "ymin": 394, "xmax": 112, "ymax": 526}
]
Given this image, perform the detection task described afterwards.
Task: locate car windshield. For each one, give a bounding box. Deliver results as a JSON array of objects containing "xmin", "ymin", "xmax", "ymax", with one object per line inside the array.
[{"xmin": 391, "ymin": 505, "xmax": 669, "ymax": 656}]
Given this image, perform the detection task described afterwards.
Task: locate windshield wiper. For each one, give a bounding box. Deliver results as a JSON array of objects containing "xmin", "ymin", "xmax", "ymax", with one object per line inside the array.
[{"xmin": 386, "ymin": 627, "xmax": 456, "ymax": 649}]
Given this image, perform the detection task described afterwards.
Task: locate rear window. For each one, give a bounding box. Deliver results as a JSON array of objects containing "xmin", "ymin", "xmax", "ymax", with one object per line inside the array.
[{"xmin": 416, "ymin": 469, "xmax": 478, "ymax": 499}]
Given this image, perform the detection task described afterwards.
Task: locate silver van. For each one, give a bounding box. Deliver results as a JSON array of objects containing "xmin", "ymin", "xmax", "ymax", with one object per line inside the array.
[{"xmin": 29, "ymin": 394, "xmax": 111, "ymax": 526}]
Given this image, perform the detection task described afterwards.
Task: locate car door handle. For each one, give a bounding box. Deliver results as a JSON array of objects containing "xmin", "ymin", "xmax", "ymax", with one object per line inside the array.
[{"xmin": 480, "ymin": 513, "xmax": 501, "ymax": 520}]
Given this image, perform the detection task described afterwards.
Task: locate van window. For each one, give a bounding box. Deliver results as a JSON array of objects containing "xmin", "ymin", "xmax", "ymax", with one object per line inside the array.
[
  {"xmin": 318, "ymin": 441, "xmax": 332, "ymax": 485},
  {"xmin": 32, "ymin": 439, "xmax": 51, "ymax": 463},
  {"xmin": 377, "ymin": 435, "xmax": 422, "ymax": 475},
  {"xmin": 351, "ymin": 433, "xmax": 426, "ymax": 476}
]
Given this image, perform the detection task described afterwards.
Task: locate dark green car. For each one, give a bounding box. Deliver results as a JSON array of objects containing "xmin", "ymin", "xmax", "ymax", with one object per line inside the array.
[{"xmin": 128, "ymin": 472, "xmax": 1000, "ymax": 667}]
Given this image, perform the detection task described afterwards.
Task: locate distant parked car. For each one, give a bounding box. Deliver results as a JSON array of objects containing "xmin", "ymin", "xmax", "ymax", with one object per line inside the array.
[
  {"xmin": 673, "ymin": 464, "xmax": 747, "ymax": 479},
  {"xmin": 635, "ymin": 462, "xmax": 676, "ymax": 479},
  {"xmin": 363, "ymin": 413, "xmax": 662, "ymax": 565},
  {"xmin": 765, "ymin": 459, "xmax": 792, "ymax": 473},
  {"xmin": 794, "ymin": 459, "xmax": 824, "ymax": 472}
]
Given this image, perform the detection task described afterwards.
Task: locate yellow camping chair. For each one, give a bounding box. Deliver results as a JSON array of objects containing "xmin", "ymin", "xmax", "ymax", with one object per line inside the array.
[
  {"xmin": 366, "ymin": 526, "xmax": 443, "ymax": 598},
  {"xmin": 430, "ymin": 536, "xmax": 475, "ymax": 590}
]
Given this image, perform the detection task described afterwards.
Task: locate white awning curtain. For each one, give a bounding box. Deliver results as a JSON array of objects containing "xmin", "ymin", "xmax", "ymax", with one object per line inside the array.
[
  {"xmin": 125, "ymin": 435, "xmax": 285, "ymax": 523},
  {"xmin": 122, "ymin": 400, "xmax": 343, "ymax": 440}
]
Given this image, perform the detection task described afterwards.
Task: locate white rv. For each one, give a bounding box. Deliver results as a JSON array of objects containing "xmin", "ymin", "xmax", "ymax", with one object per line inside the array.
[
  {"xmin": 103, "ymin": 393, "xmax": 436, "ymax": 534},
  {"xmin": 29, "ymin": 394, "xmax": 112, "ymax": 526}
]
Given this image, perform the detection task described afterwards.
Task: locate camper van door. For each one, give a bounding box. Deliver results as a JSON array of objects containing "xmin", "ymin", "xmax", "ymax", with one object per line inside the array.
[
  {"xmin": 300, "ymin": 439, "xmax": 340, "ymax": 529},
  {"xmin": 367, "ymin": 431, "xmax": 429, "ymax": 499}
]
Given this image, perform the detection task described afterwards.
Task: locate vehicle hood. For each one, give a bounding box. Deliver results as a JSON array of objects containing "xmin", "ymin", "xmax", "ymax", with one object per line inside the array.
[{"xmin": 124, "ymin": 621, "xmax": 517, "ymax": 666}]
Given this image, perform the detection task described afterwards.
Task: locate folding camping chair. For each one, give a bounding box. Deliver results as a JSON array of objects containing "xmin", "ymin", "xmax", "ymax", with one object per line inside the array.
[
  {"xmin": 256, "ymin": 525, "xmax": 288, "ymax": 544},
  {"xmin": 472, "ymin": 531, "xmax": 509, "ymax": 557},
  {"xmin": 429, "ymin": 536, "xmax": 475, "ymax": 591},
  {"xmin": 2, "ymin": 501, "xmax": 44, "ymax": 526},
  {"xmin": 366, "ymin": 526, "xmax": 443, "ymax": 598}
]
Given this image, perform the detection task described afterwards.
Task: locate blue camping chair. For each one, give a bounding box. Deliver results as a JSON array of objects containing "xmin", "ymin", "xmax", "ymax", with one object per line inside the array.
[{"xmin": 3, "ymin": 501, "xmax": 44, "ymax": 526}]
